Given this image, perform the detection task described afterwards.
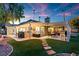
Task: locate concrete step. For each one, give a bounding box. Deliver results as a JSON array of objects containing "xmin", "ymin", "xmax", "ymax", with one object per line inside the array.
[
  {"xmin": 43, "ymin": 46, "xmax": 52, "ymax": 50},
  {"xmin": 46, "ymin": 50, "xmax": 56, "ymax": 55}
]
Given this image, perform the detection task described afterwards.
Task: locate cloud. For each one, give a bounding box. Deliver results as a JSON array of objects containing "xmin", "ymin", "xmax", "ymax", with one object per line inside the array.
[
  {"xmin": 57, "ymin": 12, "xmax": 71, "ymax": 16},
  {"xmin": 28, "ymin": 3, "xmax": 48, "ymax": 16},
  {"xmin": 54, "ymin": 3, "xmax": 69, "ymax": 11},
  {"xmin": 24, "ymin": 15, "xmax": 33, "ymax": 18},
  {"xmin": 39, "ymin": 12, "xmax": 48, "ymax": 16}
]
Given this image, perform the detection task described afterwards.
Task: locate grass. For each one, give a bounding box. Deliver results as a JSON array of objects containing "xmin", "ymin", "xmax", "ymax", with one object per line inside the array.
[
  {"xmin": 46, "ymin": 39, "xmax": 67, "ymax": 53},
  {"xmin": 8, "ymin": 39, "xmax": 47, "ymax": 56},
  {"xmin": 8, "ymin": 35, "xmax": 79, "ymax": 56},
  {"xmin": 46, "ymin": 36, "xmax": 79, "ymax": 54},
  {"xmin": 69, "ymin": 36, "xmax": 79, "ymax": 54}
]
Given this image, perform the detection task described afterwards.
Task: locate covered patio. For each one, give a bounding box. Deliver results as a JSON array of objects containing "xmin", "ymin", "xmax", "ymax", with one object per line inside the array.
[{"xmin": 6, "ymin": 20, "xmax": 67, "ymax": 41}]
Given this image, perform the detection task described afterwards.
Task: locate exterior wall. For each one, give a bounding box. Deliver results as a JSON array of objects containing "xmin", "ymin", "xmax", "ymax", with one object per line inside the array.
[
  {"xmin": 16, "ymin": 22, "xmax": 45, "ymax": 38},
  {"xmin": 6, "ymin": 26, "xmax": 14, "ymax": 36},
  {"xmin": 6, "ymin": 22, "xmax": 66, "ymax": 39}
]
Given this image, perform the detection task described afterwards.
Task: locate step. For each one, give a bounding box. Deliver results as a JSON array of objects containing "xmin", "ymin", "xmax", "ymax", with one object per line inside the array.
[
  {"xmin": 43, "ymin": 46, "xmax": 52, "ymax": 50},
  {"xmin": 46, "ymin": 50, "xmax": 56, "ymax": 55},
  {"xmin": 42, "ymin": 44, "xmax": 48, "ymax": 47}
]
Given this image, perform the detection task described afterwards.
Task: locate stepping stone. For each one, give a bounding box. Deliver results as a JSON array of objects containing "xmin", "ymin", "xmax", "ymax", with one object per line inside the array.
[
  {"xmin": 42, "ymin": 44, "xmax": 48, "ymax": 47},
  {"xmin": 42, "ymin": 42, "xmax": 47, "ymax": 44},
  {"xmin": 46, "ymin": 50, "xmax": 56, "ymax": 55},
  {"xmin": 43, "ymin": 46, "xmax": 52, "ymax": 50}
]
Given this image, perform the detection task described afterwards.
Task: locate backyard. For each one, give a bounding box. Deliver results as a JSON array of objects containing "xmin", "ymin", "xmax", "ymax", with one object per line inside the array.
[
  {"xmin": 8, "ymin": 39, "xmax": 47, "ymax": 56},
  {"xmin": 8, "ymin": 35, "xmax": 79, "ymax": 56}
]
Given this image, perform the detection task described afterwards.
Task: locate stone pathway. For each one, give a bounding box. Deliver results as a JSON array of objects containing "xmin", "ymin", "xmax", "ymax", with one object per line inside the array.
[
  {"xmin": 40, "ymin": 39, "xmax": 56, "ymax": 55},
  {"xmin": 0, "ymin": 44, "xmax": 13, "ymax": 56}
]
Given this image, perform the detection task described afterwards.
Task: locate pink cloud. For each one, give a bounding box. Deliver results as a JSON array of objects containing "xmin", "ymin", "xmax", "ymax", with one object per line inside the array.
[
  {"xmin": 28, "ymin": 3, "xmax": 48, "ymax": 16},
  {"xmin": 37, "ymin": 4, "xmax": 48, "ymax": 16},
  {"xmin": 39, "ymin": 12, "xmax": 48, "ymax": 16},
  {"xmin": 57, "ymin": 12, "xmax": 71, "ymax": 16},
  {"xmin": 37, "ymin": 3, "xmax": 48, "ymax": 12},
  {"xmin": 24, "ymin": 15, "xmax": 33, "ymax": 18}
]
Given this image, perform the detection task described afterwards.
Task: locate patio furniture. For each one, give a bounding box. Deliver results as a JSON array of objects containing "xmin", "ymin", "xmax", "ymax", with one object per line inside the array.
[
  {"xmin": 33, "ymin": 34, "xmax": 40, "ymax": 37},
  {"xmin": 18, "ymin": 31, "xmax": 24, "ymax": 38}
]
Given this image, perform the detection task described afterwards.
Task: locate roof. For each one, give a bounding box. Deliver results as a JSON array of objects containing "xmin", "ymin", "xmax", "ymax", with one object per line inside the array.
[
  {"xmin": 19, "ymin": 19, "xmax": 40, "ymax": 25},
  {"xmin": 42, "ymin": 22, "xmax": 66, "ymax": 27},
  {"xmin": 2, "ymin": 19, "xmax": 66, "ymax": 27}
]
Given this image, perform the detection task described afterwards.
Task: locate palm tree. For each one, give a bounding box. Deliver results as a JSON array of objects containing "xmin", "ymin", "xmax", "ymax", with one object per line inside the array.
[
  {"xmin": 8, "ymin": 4, "xmax": 24, "ymax": 23},
  {"xmin": 14, "ymin": 4, "xmax": 25, "ymax": 23},
  {"xmin": 44, "ymin": 16, "xmax": 50, "ymax": 36},
  {"xmin": 0, "ymin": 4, "xmax": 11, "ymax": 35},
  {"xmin": 8, "ymin": 3, "xmax": 25, "ymax": 37}
]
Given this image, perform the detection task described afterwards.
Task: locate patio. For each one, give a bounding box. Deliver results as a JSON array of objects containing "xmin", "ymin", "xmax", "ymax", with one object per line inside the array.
[{"xmin": 10, "ymin": 35, "xmax": 66, "ymax": 41}]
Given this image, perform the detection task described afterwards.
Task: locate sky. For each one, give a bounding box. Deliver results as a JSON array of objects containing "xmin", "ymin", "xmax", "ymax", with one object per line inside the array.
[{"xmin": 15, "ymin": 3, "xmax": 79, "ymax": 24}]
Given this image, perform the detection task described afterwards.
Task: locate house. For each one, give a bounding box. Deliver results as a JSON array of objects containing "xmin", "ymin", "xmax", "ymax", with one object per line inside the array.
[{"xmin": 6, "ymin": 20, "xmax": 67, "ymax": 39}]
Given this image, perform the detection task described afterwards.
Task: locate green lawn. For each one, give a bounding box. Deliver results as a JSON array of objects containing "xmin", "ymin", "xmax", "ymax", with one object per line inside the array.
[
  {"xmin": 46, "ymin": 36, "xmax": 79, "ymax": 55},
  {"xmin": 69, "ymin": 36, "xmax": 79, "ymax": 54},
  {"xmin": 8, "ymin": 35, "xmax": 79, "ymax": 56},
  {"xmin": 8, "ymin": 39, "xmax": 47, "ymax": 56},
  {"xmin": 46, "ymin": 39, "xmax": 67, "ymax": 53}
]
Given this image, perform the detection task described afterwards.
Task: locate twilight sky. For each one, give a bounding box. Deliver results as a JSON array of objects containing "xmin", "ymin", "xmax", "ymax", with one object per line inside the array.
[{"xmin": 16, "ymin": 3, "xmax": 79, "ymax": 24}]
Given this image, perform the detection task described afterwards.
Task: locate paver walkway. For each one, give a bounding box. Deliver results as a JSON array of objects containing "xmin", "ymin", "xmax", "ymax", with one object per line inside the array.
[
  {"xmin": 40, "ymin": 39, "xmax": 56, "ymax": 55},
  {"xmin": 0, "ymin": 44, "xmax": 13, "ymax": 56}
]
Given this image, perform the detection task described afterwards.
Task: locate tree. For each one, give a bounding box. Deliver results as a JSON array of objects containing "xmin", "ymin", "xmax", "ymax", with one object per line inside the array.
[
  {"xmin": 44, "ymin": 16, "xmax": 50, "ymax": 35},
  {"xmin": 69, "ymin": 16, "xmax": 79, "ymax": 32},
  {"xmin": 0, "ymin": 4, "xmax": 11, "ymax": 35},
  {"xmin": 14, "ymin": 4, "xmax": 25, "ymax": 23},
  {"xmin": 45, "ymin": 16, "xmax": 50, "ymax": 23},
  {"xmin": 8, "ymin": 3, "xmax": 25, "ymax": 24},
  {"xmin": 0, "ymin": 4, "xmax": 9, "ymax": 24},
  {"xmin": 0, "ymin": 3, "xmax": 25, "ymax": 35}
]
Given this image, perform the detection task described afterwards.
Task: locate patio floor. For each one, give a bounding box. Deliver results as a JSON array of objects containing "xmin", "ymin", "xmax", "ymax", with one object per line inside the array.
[{"xmin": 9, "ymin": 35, "xmax": 66, "ymax": 41}]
